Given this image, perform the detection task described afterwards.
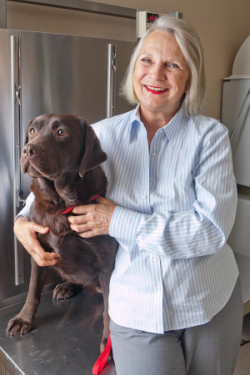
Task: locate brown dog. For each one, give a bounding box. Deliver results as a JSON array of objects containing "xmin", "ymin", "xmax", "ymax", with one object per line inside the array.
[{"xmin": 7, "ymin": 114, "xmax": 118, "ymax": 351}]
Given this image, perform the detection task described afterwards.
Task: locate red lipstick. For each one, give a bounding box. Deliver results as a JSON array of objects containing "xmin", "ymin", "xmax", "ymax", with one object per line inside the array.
[{"xmin": 144, "ymin": 85, "xmax": 168, "ymax": 95}]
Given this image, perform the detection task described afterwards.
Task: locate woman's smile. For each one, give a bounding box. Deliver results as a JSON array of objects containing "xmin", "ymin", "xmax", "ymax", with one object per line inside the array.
[{"xmin": 144, "ymin": 85, "xmax": 169, "ymax": 94}]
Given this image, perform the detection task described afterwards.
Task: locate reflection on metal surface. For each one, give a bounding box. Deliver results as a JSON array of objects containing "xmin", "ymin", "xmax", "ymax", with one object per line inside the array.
[{"xmin": 0, "ymin": 291, "xmax": 115, "ymax": 374}]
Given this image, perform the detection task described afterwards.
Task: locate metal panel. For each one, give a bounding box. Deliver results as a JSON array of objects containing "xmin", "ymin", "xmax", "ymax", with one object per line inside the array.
[
  {"xmin": 0, "ymin": 28, "xmax": 136, "ymax": 305},
  {"xmin": 114, "ymin": 40, "xmax": 137, "ymax": 115},
  {"xmin": 1, "ymin": 29, "xmax": 111, "ymax": 303},
  {"xmin": 0, "ymin": 30, "xmax": 29, "ymax": 302},
  {"xmin": 19, "ymin": 31, "xmax": 111, "ymax": 199},
  {"xmin": 7, "ymin": 0, "xmax": 137, "ymax": 19}
]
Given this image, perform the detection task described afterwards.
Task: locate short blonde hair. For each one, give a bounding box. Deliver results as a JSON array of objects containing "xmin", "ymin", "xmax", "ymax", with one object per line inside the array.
[{"xmin": 121, "ymin": 16, "xmax": 206, "ymax": 116}]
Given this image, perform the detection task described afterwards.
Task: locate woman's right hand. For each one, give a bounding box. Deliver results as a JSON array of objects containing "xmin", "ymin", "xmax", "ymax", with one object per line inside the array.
[{"xmin": 14, "ymin": 216, "xmax": 60, "ymax": 267}]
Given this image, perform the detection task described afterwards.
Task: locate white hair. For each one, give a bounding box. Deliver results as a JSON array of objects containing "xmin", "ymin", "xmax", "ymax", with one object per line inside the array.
[{"xmin": 121, "ymin": 16, "xmax": 206, "ymax": 116}]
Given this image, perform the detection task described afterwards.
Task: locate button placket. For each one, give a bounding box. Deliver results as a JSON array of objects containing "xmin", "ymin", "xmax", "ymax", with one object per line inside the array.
[
  {"xmin": 139, "ymin": 128, "xmax": 150, "ymax": 211},
  {"xmin": 152, "ymin": 255, "xmax": 162, "ymax": 292},
  {"xmin": 149, "ymin": 140, "xmax": 157, "ymax": 191}
]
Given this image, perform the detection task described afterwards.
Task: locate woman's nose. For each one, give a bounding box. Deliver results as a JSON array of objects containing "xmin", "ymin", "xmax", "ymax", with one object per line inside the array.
[{"xmin": 149, "ymin": 63, "xmax": 165, "ymax": 80}]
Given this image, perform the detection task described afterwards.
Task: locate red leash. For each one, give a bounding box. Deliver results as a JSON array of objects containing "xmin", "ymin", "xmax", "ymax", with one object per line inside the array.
[
  {"xmin": 60, "ymin": 194, "xmax": 100, "ymax": 215},
  {"xmin": 92, "ymin": 331, "xmax": 112, "ymax": 375}
]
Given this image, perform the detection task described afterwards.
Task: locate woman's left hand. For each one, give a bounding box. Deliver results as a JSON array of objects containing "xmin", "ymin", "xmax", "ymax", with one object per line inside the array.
[{"xmin": 68, "ymin": 197, "xmax": 117, "ymax": 238}]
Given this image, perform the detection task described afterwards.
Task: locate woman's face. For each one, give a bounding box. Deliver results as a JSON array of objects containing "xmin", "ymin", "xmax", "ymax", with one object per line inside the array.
[{"xmin": 133, "ymin": 31, "xmax": 190, "ymax": 119}]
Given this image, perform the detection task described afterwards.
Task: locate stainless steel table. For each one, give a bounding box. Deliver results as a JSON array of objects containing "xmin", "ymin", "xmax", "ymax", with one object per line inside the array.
[{"xmin": 0, "ymin": 291, "xmax": 116, "ymax": 375}]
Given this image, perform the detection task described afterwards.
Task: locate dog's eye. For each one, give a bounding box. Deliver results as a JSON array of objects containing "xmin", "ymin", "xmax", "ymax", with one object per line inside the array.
[
  {"xmin": 30, "ymin": 128, "xmax": 36, "ymax": 135},
  {"xmin": 58, "ymin": 129, "xmax": 66, "ymax": 136}
]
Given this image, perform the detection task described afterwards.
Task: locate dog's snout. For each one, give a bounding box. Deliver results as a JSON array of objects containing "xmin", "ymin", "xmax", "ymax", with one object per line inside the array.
[{"xmin": 23, "ymin": 145, "xmax": 36, "ymax": 158}]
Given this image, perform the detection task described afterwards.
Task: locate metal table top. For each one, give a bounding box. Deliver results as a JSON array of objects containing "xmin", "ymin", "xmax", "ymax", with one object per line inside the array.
[{"xmin": 0, "ymin": 290, "xmax": 116, "ymax": 375}]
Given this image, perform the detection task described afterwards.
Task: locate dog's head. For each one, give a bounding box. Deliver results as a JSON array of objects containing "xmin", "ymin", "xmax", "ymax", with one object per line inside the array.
[{"xmin": 21, "ymin": 114, "xmax": 107, "ymax": 180}]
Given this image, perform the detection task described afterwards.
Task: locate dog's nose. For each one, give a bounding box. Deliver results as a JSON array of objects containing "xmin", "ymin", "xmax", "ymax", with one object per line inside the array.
[{"xmin": 23, "ymin": 145, "xmax": 36, "ymax": 157}]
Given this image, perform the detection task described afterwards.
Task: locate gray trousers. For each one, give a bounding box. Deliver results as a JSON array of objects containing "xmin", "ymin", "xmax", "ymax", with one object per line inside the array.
[{"xmin": 110, "ymin": 278, "xmax": 243, "ymax": 375}]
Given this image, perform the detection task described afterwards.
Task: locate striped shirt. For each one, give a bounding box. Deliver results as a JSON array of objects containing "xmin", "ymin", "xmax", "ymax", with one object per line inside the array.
[{"xmin": 19, "ymin": 102, "xmax": 239, "ymax": 333}]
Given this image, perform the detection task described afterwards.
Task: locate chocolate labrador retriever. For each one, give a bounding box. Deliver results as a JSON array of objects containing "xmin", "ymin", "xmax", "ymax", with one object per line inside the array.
[{"xmin": 6, "ymin": 114, "xmax": 118, "ymax": 351}]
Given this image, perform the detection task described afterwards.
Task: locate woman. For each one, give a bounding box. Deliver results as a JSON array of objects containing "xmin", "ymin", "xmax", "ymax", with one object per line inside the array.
[{"xmin": 15, "ymin": 16, "xmax": 243, "ymax": 375}]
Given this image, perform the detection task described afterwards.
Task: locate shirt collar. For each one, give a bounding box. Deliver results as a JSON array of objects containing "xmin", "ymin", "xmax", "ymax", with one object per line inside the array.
[
  {"xmin": 162, "ymin": 101, "xmax": 188, "ymax": 150},
  {"xmin": 126, "ymin": 101, "xmax": 188, "ymax": 150}
]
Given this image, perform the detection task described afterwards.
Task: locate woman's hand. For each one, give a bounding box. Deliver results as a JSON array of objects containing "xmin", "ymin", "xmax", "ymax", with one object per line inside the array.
[
  {"xmin": 68, "ymin": 197, "xmax": 117, "ymax": 238},
  {"xmin": 14, "ymin": 216, "xmax": 60, "ymax": 267}
]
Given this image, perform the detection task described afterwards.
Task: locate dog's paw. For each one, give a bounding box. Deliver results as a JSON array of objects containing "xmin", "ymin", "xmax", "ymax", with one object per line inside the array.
[
  {"xmin": 6, "ymin": 317, "xmax": 32, "ymax": 336},
  {"xmin": 53, "ymin": 282, "xmax": 81, "ymax": 300}
]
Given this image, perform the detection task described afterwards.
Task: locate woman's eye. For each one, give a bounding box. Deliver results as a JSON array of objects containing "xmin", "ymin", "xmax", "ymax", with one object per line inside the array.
[
  {"xmin": 58, "ymin": 129, "xmax": 66, "ymax": 136},
  {"xmin": 141, "ymin": 58, "xmax": 151, "ymax": 64},
  {"xmin": 168, "ymin": 63, "xmax": 180, "ymax": 69},
  {"xmin": 30, "ymin": 128, "xmax": 35, "ymax": 135}
]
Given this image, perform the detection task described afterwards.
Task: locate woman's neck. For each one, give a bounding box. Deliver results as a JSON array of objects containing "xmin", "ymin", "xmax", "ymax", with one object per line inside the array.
[{"xmin": 140, "ymin": 105, "xmax": 179, "ymax": 149}]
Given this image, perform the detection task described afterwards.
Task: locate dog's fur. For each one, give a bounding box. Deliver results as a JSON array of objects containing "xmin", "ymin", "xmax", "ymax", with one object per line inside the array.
[{"xmin": 7, "ymin": 114, "xmax": 118, "ymax": 351}]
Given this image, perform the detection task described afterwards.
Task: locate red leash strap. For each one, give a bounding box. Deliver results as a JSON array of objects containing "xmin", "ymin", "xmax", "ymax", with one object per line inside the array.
[
  {"xmin": 60, "ymin": 206, "xmax": 76, "ymax": 215},
  {"xmin": 92, "ymin": 330, "xmax": 112, "ymax": 375},
  {"xmin": 60, "ymin": 194, "xmax": 100, "ymax": 215}
]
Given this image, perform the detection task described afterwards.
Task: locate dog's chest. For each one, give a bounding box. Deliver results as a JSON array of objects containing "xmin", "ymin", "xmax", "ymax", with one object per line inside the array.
[
  {"xmin": 30, "ymin": 203, "xmax": 70, "ymax": 234},
  {"xmin": 30, "ymin": 203, "xmax": 72, "ymax": 256},
  {"xmin": 56, "ymin": 269, "xmax": 99, "ymax": 288}
]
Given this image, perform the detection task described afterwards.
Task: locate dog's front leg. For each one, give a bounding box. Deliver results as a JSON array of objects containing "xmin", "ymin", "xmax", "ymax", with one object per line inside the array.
[
  {"xmin": 6, "ymin": 258, "xmax": 48, "ymax": 335},
  {"xmin": 99, "ymin": 272, "xmax": 112, "ymax": 353}
]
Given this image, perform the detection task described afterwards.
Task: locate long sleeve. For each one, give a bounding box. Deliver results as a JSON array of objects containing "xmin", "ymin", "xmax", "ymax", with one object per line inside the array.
[
  {"xmin": 109, "ymin": 127, "xmax": 237, "ymax": 259},
  {"xmin": 16, "ymin": 192, "xmax": 35, "ymax": 221}
]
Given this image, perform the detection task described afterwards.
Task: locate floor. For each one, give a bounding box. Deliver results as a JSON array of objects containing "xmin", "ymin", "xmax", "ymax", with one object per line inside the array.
[{"xmin": 234, "ymin": 313, "xmax": 250, "ymax": 374}]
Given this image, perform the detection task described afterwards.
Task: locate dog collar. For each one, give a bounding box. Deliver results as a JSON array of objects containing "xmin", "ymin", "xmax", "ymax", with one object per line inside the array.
[{"xmin": 60, "ymin": 194, "xmax": 100, "ymax": 215}]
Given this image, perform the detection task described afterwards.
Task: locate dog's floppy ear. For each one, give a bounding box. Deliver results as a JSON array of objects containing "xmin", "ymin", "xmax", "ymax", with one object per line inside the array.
[
  {"xmin": 79, "ymin": 123, "xmax": 107, "ymax": 178},
  {"xmin": 24, "ymin": 118, "xmax": 37, "ymax": 144}
]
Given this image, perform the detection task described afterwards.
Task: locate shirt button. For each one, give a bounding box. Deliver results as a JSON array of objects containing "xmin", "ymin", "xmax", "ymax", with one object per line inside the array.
[
  {"xmin": 153, "ymin": 257, "xmax": 158, "ymax": 262},
  {"xmin": 150, "ymin": 177, "xmax": 154, "ymax": 181},
  {"xmin": 151, "ymin": 152, "xmax": 157, "ymax": 157},
  {"xmin": 143, "ymin": 195, "xmax": 147, "ymax": 200},
  {"xmin": 157, "ymin": 285, "xmax": 161, "ymax": 291}
]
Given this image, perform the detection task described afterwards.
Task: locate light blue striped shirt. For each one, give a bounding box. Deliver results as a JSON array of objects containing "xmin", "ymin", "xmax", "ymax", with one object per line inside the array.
[{"xmin": 19, "ymin": 103, "xmax": 239, "ymax": 333}]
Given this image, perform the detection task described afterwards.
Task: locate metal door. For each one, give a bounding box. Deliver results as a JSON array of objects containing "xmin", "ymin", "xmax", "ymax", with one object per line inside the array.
[{"xmin": 0, "ymin": 28, "xmax": 136, "ymax": 306}]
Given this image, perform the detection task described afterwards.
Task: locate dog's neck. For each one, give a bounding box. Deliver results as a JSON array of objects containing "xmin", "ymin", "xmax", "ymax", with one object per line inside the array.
[{"xmin": 30, "ymin": 168, "xmax": 107, "ymax": 216}]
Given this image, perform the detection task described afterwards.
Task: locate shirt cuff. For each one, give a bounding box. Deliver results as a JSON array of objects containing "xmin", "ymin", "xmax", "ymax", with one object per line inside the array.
[
  {"xmin": 109, "ymin": 206, "xmax": 141, "ymax": 242},
  {"xmin": 15, "ymin": 214, "xmax": 29, "ymax": 223}
]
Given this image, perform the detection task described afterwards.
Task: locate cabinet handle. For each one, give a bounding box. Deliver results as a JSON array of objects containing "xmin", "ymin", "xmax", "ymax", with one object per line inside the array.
[
  {"xmin": 107, "ymin": 44, "xmax": 116, "ymax": 118},
  {"xmin": 11, "ymin": 35, "xmax": 25, "ymax": 285}
]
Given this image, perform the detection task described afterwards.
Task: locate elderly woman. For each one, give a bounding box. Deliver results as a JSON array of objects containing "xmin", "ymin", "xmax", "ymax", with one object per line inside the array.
[{"xmin": 15, "ymin": 16, "xmax": 242, "ymax": 375}]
